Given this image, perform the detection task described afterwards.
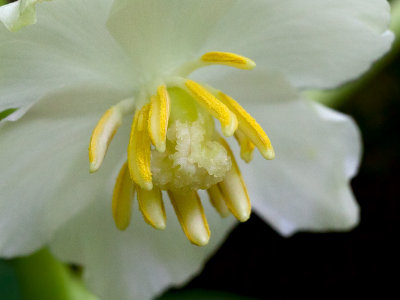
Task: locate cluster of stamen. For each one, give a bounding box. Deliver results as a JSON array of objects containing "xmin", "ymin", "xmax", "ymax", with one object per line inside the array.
[{"xmin": 89, "ymin": 52, "xmax": 274, "ymax": 246}]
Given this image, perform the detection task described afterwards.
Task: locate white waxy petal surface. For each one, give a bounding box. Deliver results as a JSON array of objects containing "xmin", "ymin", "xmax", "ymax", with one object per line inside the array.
[
  {"xmin": 0, "ymin": 85, "xmax": 130, "ymax": 257},
  {"xmin": 244, "ymin": 100, "xmax": 361, "ymax": 235},
  {"xmin": 0, "ymin": 0, "xmax": 44, "ymax": 32},
  {"xmin": 108, "ymin": 0, "xmax": 393, "ymax": 90},
  {"xmin": 0, "ymin": 0, "xmax": 134, "ymax": 124},
  {"xmin": 107, "ymin": 0, "xmax": 232, "ymax": 78},
  {"xmin": 50, "ymin": 191, "xmax": 235, "ymax": 300},
  {"xmin": 202, "ymin": 0, "xmax": 394, "ymax": 89}
]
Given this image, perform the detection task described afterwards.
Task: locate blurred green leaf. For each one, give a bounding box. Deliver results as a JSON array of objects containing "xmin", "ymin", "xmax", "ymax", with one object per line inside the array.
[
  {"xmin": 11, "ymin": 249, "xmax": 99, "ymax": 300},
  {"xmin": 11, "ymin": 249, "xmax": 72, "ymax": 300},
  {"xmin": 0, "ymin": 108, "xmax": 17, "ymax": 121},
  {"xmin": 0, "ymin": 260, "xmax": 22, "ymax": 300}
]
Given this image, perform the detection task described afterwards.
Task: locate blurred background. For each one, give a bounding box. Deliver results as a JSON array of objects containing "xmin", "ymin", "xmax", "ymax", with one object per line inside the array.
[{"xmin": 1, "ymin": 0, "xmax": 399, "ymax": 299}]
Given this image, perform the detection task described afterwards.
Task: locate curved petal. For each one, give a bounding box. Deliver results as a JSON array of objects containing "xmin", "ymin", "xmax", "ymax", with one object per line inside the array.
[
  {"xmin": 0, "ymin": 0, "xmax": 45, "ymax": 32},
  {"xmin": 50, "ymin": 191, "xmax": 235, "ymax": 300},
  {"xmin": 0, "ymin": 0, "xmax": 134, "ymax": 123},
  {"xmin": 0, "ymin": 85, "xmax": 130, "ymax": 257},
  {"xmin": 192, "ymin": 67, "xmax": 299, "ymax": 104},
  {"xmin": 109, "ymin": 0, "xmax": 392, "ymax": 90},
  {"xmin": 202, "ymin": 0, "xmax": 393, "ymax": 89},
  {"xmin": 106, "ymin": 0, "xmax": 233, "ymax": 78},
  {"xmin": 242, "ymin": 100, "xmax": 361, "ymax": 236}
]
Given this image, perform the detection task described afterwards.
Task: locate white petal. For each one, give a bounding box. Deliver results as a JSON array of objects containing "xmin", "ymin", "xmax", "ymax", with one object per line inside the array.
[
  {"xmin": 0, "ymin": 0, "xmax": 134, "ymax": 123},
  {"xmin": 242, "ymin": 100, "xmax": 361, "ymax": 236},
  {"xmin": 107, "ymin": 0, "xmax": 233, "ymax": 78},
  {"xmin": 50, "ymin": 190, "xmax": 235, "ymax": 300},
  {"xmin": 192, "ymin": 67, "xmax": 299, "ymax": 104},
  {"xmin": 0, "ymin": 85, "xmax": 129, "ymax": 257},
  {"xmin": 0, "ymin": 0, "xmax": 43, "ymax": 32},
  {"xmin": 201, "ymin": 0, "xmax": 393, "ymax": 89},
  {"xmin": 109, "ymin": 0, "xmax": 392, "ymax": 89}
]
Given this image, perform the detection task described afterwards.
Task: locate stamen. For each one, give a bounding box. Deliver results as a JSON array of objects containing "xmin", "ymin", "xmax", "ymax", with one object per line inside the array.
[
  {"xmin": 184, "ymin": 80, "xmax": 238, "ymax": 137},
  {"xmin": 128, "ymin": 104, "xmax": 153, "ymax": 190},
  {"xmin": 201, "ymin": 51, "xmax": 256, "ymax": 70},
  {"xmin": 89, "ymin": 107, "xmax": 122, "ymax": 173},
  {"xmin": 137, "ymin": 186, "xmax": 166, "ymax": 230},
  {"xmin": 112, "ymin": 162, "xmax": 135, "ymax": 230},
  {"xmin": 218, "ymin": 92, "xmax": 275, "ymax": 160},
  {"xmin": 234, "ymin": 129, "xmax": 255, "ymax": 163},
  {"xmin": 218, "ymin": 138, "xmax": 251, "ymax": 222},
  {"xmin": 207, "ymin": 185, "xmax": 230, "ymax": 218},
  {"xmin": 149, "ymin": 85, "xmax": 170, "ymax": 152},
  {"xmin": 168, "ymin": 190, "xmax": 210, "ymax": 246}
]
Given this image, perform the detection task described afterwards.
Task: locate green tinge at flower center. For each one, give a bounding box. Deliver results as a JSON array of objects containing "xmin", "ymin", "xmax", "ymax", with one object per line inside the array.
[{"xmin": 151, "ymin": 88, "xmax": 232, "ymax": 192}]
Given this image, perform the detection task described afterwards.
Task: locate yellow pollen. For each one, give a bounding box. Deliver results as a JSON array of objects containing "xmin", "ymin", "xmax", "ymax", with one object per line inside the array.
[
  {"xmin": 218, "ymin": 138, "xmax": 251, "ymax": 222},
  {"xmin": 201, "ymin": 51, "xmax": 256, "ymax": 70},
  {"xmin": 149, "ymin": 85, "xmax": 170, "ymax": 152},
  {"xmin": 218, "ymin": 92, "xmax": 275, "ymax": 160},
  {"xmin": 137, "ymin": 185, "xmax": 166, "ymax": 230},
  {"xmin": 112, "ymin": 162, "xmax": 135, "ymax": 230},
  {"xmin": 168, "ymin": 190, "xmax": 210, "ymax": 246},
  {"xmin": 128, "ymin": 104, "xmax": 153, "ymax": 190},
  {"xmin": 234, "ymin": 129, "xmax": 255, "ymax": 163},
  {"xmin": 89, "ymin": 107, "xmax": 122, "ymax": 173},
  {"xmin": 184, "ymin": 80, "xmax": 238, "ymax": 137}
]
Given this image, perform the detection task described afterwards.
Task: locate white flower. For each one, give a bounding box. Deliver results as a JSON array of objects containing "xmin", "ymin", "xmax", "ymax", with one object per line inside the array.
[{"xmin": 0, "ymin": 0, "xmax": 393, "ymax": 299}]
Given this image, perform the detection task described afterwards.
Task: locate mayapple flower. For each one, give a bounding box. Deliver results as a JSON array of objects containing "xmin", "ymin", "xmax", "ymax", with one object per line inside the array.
[{"xmin": 0, "ymin": 0, "xmax": 393, "ymax": 299}]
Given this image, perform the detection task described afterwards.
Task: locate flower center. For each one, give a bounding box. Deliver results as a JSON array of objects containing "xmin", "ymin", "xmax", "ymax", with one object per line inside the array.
[
  {"xmin": 88, "ymin": 51, "xmax": 274, "ymax": 246},
  {"xmin": 151, "ymin": 89, "xmax": 232, "ymax": 192}
]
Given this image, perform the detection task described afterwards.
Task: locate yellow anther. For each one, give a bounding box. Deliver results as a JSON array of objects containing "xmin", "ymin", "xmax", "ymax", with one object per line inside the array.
[
  {"xmin": 207, "ymin": 185, "xmax": 230, "ymax": 218},
  {"xmin": 234, "ymin": 129, "xmax": 255, "ymax": 163},
  {"xmin": 185, "ymin": 80, "xmax": 238, "ymax": 137},
  {"xmin": 149, "ymin": 85, "xmax": 170, "ymax": 152},
  {"xmin": 218, "ymin": 138, "xmax": 251, "ymax": 222},
  {"xmin": 112, "ymin": 162, "xmax": 135, "ymax": 230},
  {"xmin": 168, "ymin": 190, "xmax": 210, "ymax": 246},
  {"xmin": 128, "ymin": 104, "xmax": 153, "ymax": 190},
  {"xmin": 201, "ymin": 51, "xmax": 256, "ymax": 70},
  {"xmin": 137, "ymin": 185, "xmax": 166, "ymax": 230},
  {"xmin": 218, "ymin": 92, "xmax": 275, "ymax": 160},
  {"xmin": 89, "ymin": 107, "xmax": 122, "ymax": 173}
]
